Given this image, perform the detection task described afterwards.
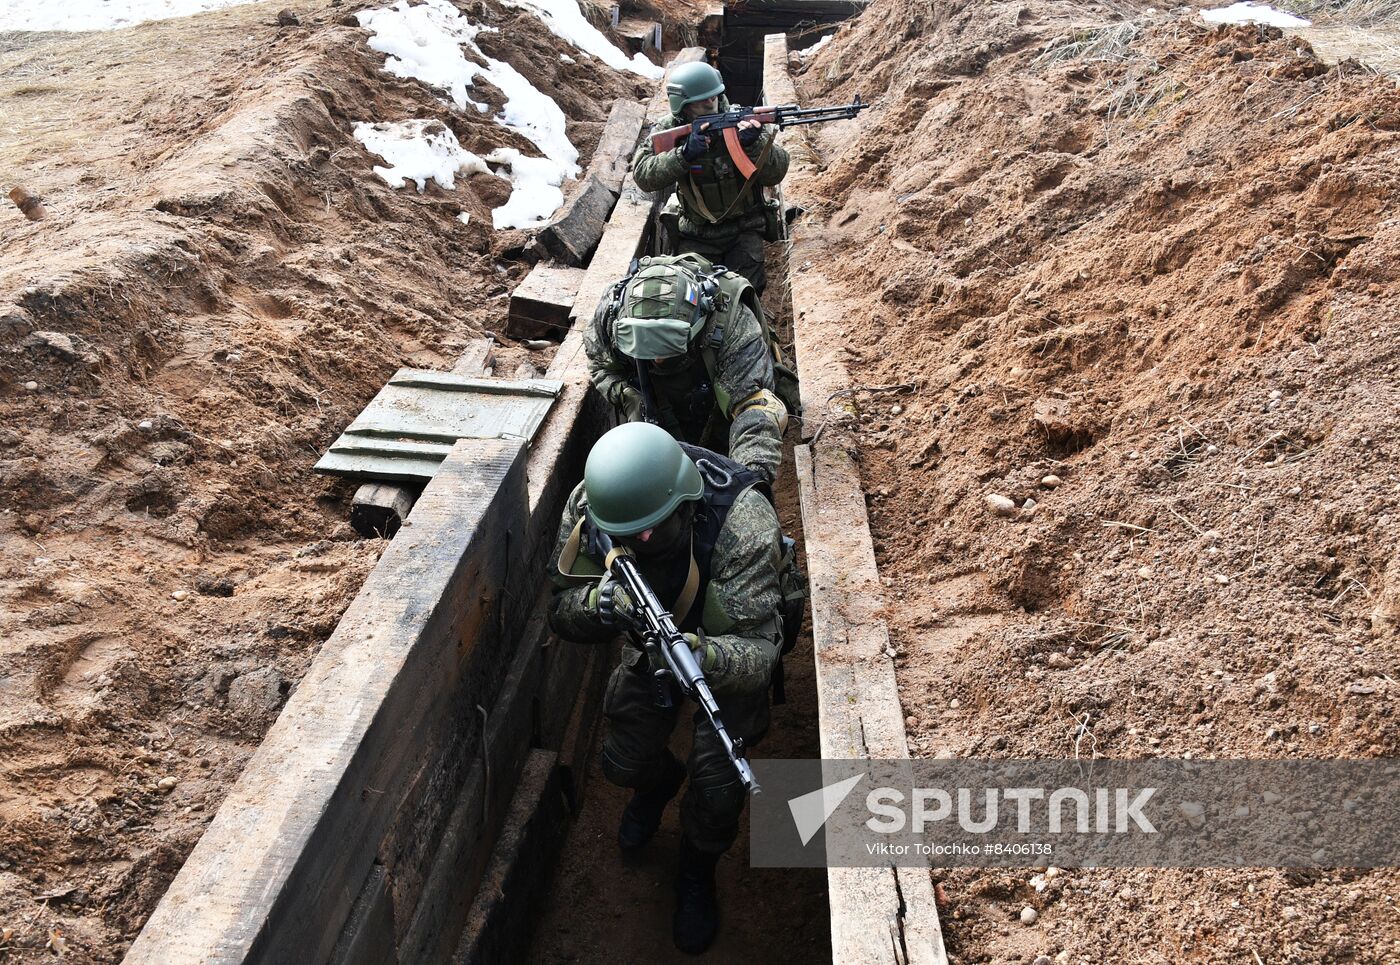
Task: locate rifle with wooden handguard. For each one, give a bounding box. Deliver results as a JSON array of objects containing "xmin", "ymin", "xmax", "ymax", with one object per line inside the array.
[{"xmin": 649, "ymin": 97, "xmax": 869, "ymax": 179}]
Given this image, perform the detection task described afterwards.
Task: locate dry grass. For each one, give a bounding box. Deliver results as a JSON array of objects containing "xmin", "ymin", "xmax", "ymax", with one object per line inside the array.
[
  {"xmin": 1034, "ymin": 21, "xmax": 1143, "ymax": 66},
  {"xmin": 1281, "ymin": 0, "xmax": 1400, "ymax": 27}
]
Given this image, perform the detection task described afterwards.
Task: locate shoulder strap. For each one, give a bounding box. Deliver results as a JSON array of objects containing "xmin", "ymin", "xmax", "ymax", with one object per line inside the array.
[
  {"xmin": 680, "ymin": 135, "xmax": 775, "ymax": 225},
  {"xmin": 680, "ymin": 444, "xmax": 772, "ymax": 606}
]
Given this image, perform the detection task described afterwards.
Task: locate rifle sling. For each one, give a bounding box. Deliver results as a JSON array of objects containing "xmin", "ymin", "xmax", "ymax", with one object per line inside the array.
[{"xmin": 680, "ymin": 134, "xmax": 774, "ymax": 226}]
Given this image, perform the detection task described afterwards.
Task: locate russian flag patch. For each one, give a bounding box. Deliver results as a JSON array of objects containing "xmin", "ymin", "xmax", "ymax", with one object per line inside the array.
[{"xmin": 684, "ymin": 283, "xmax": 699, "ymax": 305}]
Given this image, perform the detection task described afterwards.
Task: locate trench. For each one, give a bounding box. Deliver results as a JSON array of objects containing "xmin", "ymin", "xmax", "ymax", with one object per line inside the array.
[
  {"xmin": 120, "ymin": 17, "xmax": 864, "ymax": 965},
  {"xmin": 526, "ymin": 239, "xmax": 831, "ymax": 964}
]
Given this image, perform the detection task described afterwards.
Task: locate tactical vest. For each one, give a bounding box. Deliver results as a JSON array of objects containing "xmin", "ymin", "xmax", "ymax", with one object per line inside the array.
[
  {"xmin": 565, "ymin": 444, "xmax": 806, "ymax": 701},
  {"xmin": 661, "ymin": 99, "xmax": 773, "ymax": 227}
]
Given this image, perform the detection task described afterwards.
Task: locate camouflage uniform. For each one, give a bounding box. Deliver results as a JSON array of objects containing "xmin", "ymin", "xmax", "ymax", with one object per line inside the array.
[
  {"xmin": 632, "ymin": 98, "xmax": 790, "ymax": 293},
  {"xmin": 584, "ymin": 289, "xmax": 784, "ymax": 484},
  {"xmin": 548, "ymin": 475, "xmax": 784, "ymax": 855}
]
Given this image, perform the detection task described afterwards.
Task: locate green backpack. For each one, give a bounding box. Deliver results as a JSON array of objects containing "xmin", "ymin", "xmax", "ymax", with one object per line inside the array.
[{"xmin": 611, "ymin": 253, "xmax": 803, "ymax": 419}]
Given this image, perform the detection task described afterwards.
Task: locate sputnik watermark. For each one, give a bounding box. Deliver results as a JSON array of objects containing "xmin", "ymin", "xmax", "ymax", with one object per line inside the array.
[
  {"xmin": 863, "ymin": 785, "xmax": 1158, "ymax": 834},
  {"xmin": 749, "ymin": 759, "xmax": 1400, "ymax": 868}
]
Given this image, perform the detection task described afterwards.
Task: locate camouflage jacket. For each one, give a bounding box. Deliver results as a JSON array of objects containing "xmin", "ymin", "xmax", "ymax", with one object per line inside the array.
[
  {"xmin": 548, "ymin": 481, "xmax": 784, "ymax": 699},
  {"xmin": 632, "ymin": 106, "xmax": 790, "ymax": 240},
  {"xmin": 584, "ymin": 297, "xmax": 783, "ymax": 483}
]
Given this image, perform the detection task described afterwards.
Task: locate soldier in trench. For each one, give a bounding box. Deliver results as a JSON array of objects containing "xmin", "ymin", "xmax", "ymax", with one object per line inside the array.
[
  {"xmin": 632, "ymin": 62, "xmax": 790, "ymax": 293},
  {"xmin": 585, "ymin": 252, "xmax": 797, "ymax": 485},
  {"xmin": 547, "ymin": 422, "xmax": 798, "ymax": 955}
]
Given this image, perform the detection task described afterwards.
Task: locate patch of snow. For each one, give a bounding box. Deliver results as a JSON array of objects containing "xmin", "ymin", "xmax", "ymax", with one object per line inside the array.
[
  {"xmin": 0, "ymin": 0, "xmax": 256, "ymax": 31},
  {"xmin": 559, "ymin": 53, "xmax": 575, "ymax": 64},
  {"xmin": 357, "ymin": 0, "xmax": 493, "ymax": 113},
  {"xmin": 1200, "ymin": 3, "xmax": 1310, "ymax": 28},
  {"xmin": 357, "ymin": 0, "xmax": 583, "ymax": 228},
  {"xmin": 499, "ymin": 0, "xmax": 664, "ymax": 78},
  {"xmin": 795, "ymin": 33, "xmax": 835, "ymax": 59},
  {"xmin": 483, "ymin": 55, "xmax": 579, "ymax": 177},
  {"xmin": 458, "ymin": 211, "xmax": 472, "ymax": 225},
  {"xmin": 353, "ymin": 120, "xmax": 494, "ymax": 191},
  {"xmin": 485, "ymin": 148, "xmax": 569, "ymax": 229}
]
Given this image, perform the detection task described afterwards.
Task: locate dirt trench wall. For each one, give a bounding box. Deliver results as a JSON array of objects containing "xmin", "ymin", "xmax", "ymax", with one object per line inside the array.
[
  {"xmin": 0, "ymin": 1, "xmax": 643, "ymax": 958},
  {"xmin": 786, "ymin": 0, "xmax": 1400, "ymax": 961}
]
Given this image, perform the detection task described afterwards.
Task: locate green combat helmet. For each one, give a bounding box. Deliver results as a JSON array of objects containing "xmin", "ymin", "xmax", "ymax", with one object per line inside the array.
[
  {"xmin": 614, "ymin": 256, "xmax": 719, "ymax": 361},
  {"xmin": 584, "ymin": 423, "xmax": 703, "ymax": 535},
  {"xmin": 666, "ymin": 62, "xmax": 725, "ymax": 116}
]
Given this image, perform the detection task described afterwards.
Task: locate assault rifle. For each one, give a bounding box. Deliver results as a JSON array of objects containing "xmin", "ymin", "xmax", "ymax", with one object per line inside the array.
[
  {"xmin": 595, "ymin": 531, "xmax": 760, "ymax": 795},
  {"xmin": 649, "ymin": 97, "xmax": 870, "ymax": 180}
]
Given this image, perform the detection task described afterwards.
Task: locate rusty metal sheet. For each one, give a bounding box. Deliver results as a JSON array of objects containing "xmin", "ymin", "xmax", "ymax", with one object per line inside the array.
[{"xmin": 314, "ymin": 369, "xmax": 562, "ymax": 483}]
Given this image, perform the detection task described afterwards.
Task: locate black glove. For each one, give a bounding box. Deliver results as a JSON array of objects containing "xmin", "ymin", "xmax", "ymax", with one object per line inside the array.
[
  {"xmin": 681, "ymin": 128, "xmax": 711, "ymax": 162},
  {"xmin": 738, "ymin": 124, "xmax": 762, "ymax": 147},
  {"xmin": 594, "ymin": 575, "xmax": 639, "ymax": 629}
]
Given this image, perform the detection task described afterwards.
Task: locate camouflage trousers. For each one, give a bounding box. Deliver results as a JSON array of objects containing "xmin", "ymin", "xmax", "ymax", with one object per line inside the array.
[
  {"xmin": 676, "ymin": 230, "xmax": 767, "ymax": 294},
  {"xmin": 601, "ymin": 643, "xmax": 770, "ymax": 855}
]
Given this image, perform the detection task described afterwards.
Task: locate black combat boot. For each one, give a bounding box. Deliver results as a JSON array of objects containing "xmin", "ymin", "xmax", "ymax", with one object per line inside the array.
[
  {"xmin": 617, "ymin": 754, "xmax": 686, "ymax": 851},
  {"xmin": 672, "ymin": 837, "xmax": 721, "ymax": 954}
]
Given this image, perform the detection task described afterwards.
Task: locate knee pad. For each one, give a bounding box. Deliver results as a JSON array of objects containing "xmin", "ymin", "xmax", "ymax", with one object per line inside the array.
[{"xmin": 600, "ymin": 742, "xmax": 651, "ymax": 788}]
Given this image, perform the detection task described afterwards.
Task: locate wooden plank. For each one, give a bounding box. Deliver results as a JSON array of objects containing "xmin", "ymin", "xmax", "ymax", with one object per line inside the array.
[
  {"xmin": 588, "ymin": 99, "xmax": 648, "ymax": 193},
  {"xmin": 507, "ymin": 263, "xmax": 585, "ymax": 340},
  {"xmin": 125, "ymin": 438, "xmax": 528, "ymax": 965},
  {"xmin": 772, "ymin": 32, "xmax": 947, "ymax": 965},
  {"xmin": 564, "ymin": 175, "xmax": 652, "ymax": 331},
  {"xmin": 451, "ymin": 336, "xmax": 496, "ymax": 377},
  {"xmin": 351, "ymin": 482, "xmax": 417, "ymax": 539},
  {"xmin": 762, "ymin": 34, "xmax": 822, "ymax": 189},
  {"xmin": 529, "ymin": 610, "xmax": 614, "ymax": 810},
  {"xmin": 535, "ymin": 99, "xmax": 647, "ymax": 267},
  {"xmin": 450, "ymin": 750, "xmax": 570, "ymax": 965},
  {"xmin": 394, "ymin": 605, "xmax": 551, "ymax": 961},
  {"xmin": 535, "ymin": 174, "xmax": 618, "ymax": 269},
  {"xmin": 328, "ymin": 865, "xmax": 397, "ymax": 965}
]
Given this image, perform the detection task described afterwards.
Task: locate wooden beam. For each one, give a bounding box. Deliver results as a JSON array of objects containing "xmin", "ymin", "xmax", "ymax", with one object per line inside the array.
[
  {"xmin": 125, "ymin": 439, "xmax": 528, "ymax": 965},
  {"xmin": 450, "ymin": 336, "xmax": 496, "ymax": 377},
  {"xmin": 350, "ymin": 482, "xmax": 417, "ymax": 539},
  {"xmin": 535, "ymin": 175, "xmax": 617, "ymax": 268},
  {"xmin": 587, "ymin": 99, "xmax": 648, "ymax": 193},
  {"xmin": 536, "ymin": 99, "xmax": 648, "ymax": 266},
  {"xmin": 507, "ymin": 263, "xmax": 585, "ymax": 341},
  {"xmin": 328, "ymin": 865, "xmax": 397, "ymax": 965},
  {"xmin": 449, "ymin": 750, "xmax": 571, "ymax": 965},
  {"xmin": 772, "ymin": 32, "xmax": 948, "ymax": 965},
  {"xmin": 393, "ymin": 605, "xmax": 552, "ymax": 961}
]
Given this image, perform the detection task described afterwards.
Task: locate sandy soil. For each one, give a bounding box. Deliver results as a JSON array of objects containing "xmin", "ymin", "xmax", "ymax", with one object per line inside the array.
[
  {"xmin": 0, "ymin": 1, "xmax": 644, "ymax": 958},
  {"xmin": 793, "ymin": 0, "xmax": 1400, "ymax": 961}
]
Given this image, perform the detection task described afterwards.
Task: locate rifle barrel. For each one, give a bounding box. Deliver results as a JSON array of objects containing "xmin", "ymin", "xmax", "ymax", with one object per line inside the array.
[{"xmin": 605, "ymin": 550, "xmax": 760, "ymax": 795}]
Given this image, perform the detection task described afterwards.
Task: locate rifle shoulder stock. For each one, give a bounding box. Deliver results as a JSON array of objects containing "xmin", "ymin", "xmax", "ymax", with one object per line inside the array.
[{"xmin": 650, "ymin": 124, "xmax": 689, "ymax": 153}]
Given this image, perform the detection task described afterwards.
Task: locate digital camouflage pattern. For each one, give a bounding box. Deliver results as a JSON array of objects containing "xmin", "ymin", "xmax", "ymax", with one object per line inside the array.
[
  {"xmin": 548, "ymin": 482, "xmax": 784, "ymax": 700},
  {"xmin": 585, "ymin": 293, "xmax": 784, "ymax": 483},
  {"xmin": 632, "ymin": 103, "xmax": 790, "ymax": 246}
]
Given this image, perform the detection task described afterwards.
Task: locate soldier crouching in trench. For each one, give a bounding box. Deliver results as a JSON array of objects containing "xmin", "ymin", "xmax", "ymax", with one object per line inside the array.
[{"xmin": 546, "ymin": 422, "xmax": 790, "ymax": 954}]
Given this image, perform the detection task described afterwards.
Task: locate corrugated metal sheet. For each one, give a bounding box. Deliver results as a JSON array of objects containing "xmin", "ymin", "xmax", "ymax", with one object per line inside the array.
[{"xmin": 314, "ymin": 368, "xmax": 563, "ymax": 483}]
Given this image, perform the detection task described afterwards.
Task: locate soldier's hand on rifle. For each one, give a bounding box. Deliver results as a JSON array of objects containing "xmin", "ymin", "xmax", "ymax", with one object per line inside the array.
[
  {"xmin": 592, "ymin": 574, "xmax": 639, "ymax": 629},
  {"xmin": 684, "ymin": 631, "xmax": 719, "ymax": 672},
  {"xmin": 681, "ymin": 127, "xmax": 711, "ymax": 161},
  {"xmin": 619, "ymin": 386, "xmax": 644, "ymax": 422},
  {"xmin": 737, "ymin": 118, "xmax": 762, "ymax": 147}
]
